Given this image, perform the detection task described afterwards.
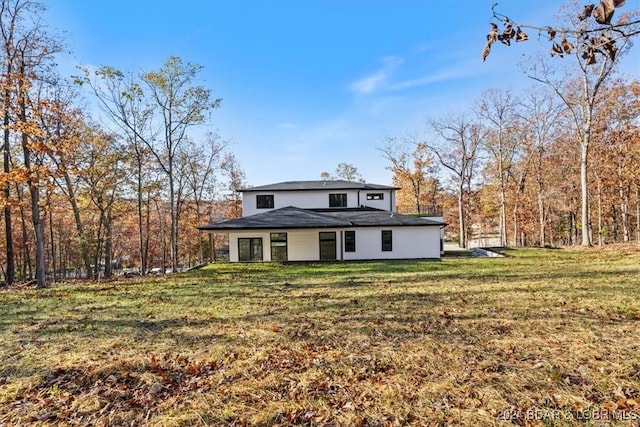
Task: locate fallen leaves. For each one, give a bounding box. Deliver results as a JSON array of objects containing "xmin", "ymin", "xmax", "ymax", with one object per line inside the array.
[
  {"xmin": 2, "ymin": 250, "xmax": 640, "ymax": 425},
  {"xmin": 3, "ymin": 354, "xmax": 220, "ymax": 425}
]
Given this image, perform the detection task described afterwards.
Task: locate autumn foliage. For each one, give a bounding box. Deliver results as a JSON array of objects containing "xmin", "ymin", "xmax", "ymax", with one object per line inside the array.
[{"xmin": 0, "ymin": 2, "xmax": 243, "ymax": 285}]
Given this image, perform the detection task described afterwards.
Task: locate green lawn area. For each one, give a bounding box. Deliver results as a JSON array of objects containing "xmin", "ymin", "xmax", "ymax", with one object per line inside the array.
[{"xmin": 1, "ymin": 246, "xmax": 640, "ymax": 426}]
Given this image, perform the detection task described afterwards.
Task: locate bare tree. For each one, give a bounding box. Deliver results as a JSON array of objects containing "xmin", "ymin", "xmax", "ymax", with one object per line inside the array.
[
  {"xmin": 76, "ymin": 66, "xmax": 157, "ymax": 275},
  {"xmin": 484, "ymin": 1, "xmax": 640, "ymax": 246},
  {"xmin": 477, "ymin": 88, "xmax": 521, "ymax": 246},
  {"xmin": 182, "ymin": 133, "xmax": 227, "ymax": 264},
  {"xmin": 321, "ymin": 162, "xmax": 365, "ymax": 183},
  {"xmin": 427, "ymin": 114, "xmax": 485, "ymax": 248},
  {"xmin": 141, "ymin": 57, "xmax": 221, "ymax": 272},
  {"xmin": 77, "ymin": 56, "xmax": 220, "ymax": 271},
  {"xmin": 378, "ymin": 137, "xmax": 439, "ymax": 214},
  {"xmin": 516, "ymin": 89, "xmax": 565, "ymax": 247}
]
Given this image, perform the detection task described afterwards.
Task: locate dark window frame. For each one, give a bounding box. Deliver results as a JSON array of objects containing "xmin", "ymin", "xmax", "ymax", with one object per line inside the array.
[
  {"xmin": 319, "ymin": 231, "xmax": 337, "ymax": 260},
  {"xmin": 329, "ymin": 193, "xmax": 347, "ymax": 208},
  {"xmin": 344, "ymin": 230, "xmax": 356, "ymax": 252},
  {"xmin": 270, "ymin": 232, "xmax": 288, "ymax": 261},
  {"xmin": 381, "ymin": 230, "xmax": 393, "ymax": 252},
  {"xmin": 256, "ymin": 194, "xmax": 274, "ymax": 209},
  {"xmin": 366, "ymin": 193, "xmax": 384, "ymax": 201},
  {"xmin": 238, "ymin": 238, "xmax": 263, "ymax": 262}
]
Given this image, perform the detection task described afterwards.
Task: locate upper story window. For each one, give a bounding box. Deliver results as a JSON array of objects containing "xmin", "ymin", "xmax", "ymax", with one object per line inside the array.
[
  {"xmin": 366, "ymin": 193, "xmax": 384, "ymax": 200},
  {"xmin": 329, "ymin": 193, "xmax": 347, "ymax": 208},
  {"xmin": 256, "ymin": 194, "xmax": 274, "ymax": 209}
]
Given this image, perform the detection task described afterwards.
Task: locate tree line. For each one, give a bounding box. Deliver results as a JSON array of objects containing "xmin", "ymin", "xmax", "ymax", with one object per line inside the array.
[
  {"xmin": 382, "ymin": 0, "xmax": 639, "ymax": 249},
  {"xmin": 0, "ymin": 0, "xmax": 244, "ymax": 288},
  {"xmin": 383, "ymin": 79, "xmax": 640, "ymax": 249}
]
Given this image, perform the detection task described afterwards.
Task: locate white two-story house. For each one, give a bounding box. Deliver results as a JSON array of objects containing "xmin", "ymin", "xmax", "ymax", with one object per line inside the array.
[{"xmin": 199, "ymin": 180, "xmax": 445, "ymax": 262}]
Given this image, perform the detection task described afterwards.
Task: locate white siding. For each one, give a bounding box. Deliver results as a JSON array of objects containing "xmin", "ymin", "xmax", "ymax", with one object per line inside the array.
[
  {"xmin": 228, "ymin": 226, "xmax": 441, "ymax": 262},
  {"xmin": 228, "ymin": 229, "xmax": 338, "ymax": 262},
  {"xmin": 430, "ymin": 216, "xmax": 446, "ymax": 255},
  {"xmin": 228, "ymin": 231, "xmax": 272, "ymax": 262},
  {"xmin": 342, "ymin": 227, "xmax": 441, "ymax": 260},
  {"xmin": 242, "ymin": 190, "xmax": 362, "ymax": 216},
  {"xmin": 359, "ymin": 190, "xmax": 396, "ymax": 212},
  {"xmin": 288, "ymin": 229, "xmax": 328, "ymax": 261},
  {"xmin": 241, "ymin": 195, "xmax": 258, "ymax": 217}
]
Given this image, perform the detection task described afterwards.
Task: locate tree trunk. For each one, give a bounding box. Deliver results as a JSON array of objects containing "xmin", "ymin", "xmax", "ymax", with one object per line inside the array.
[
  {"xmin": 19, "ymin": 90, "xmax": 45, "ymax": 288},
  {"xmin": 499, "ymin": 188, "xmax": 507, "ymax": 246},
  {"xmin": 61, "ymin": 171, "xmax": 93, "ymax": 279},
  {"xmin": 3, "ymin": 79, "xmax": 15, "ymax": 286},
  {"xmin": 144, "ymin": 191, "xmax": 151, "ymax": 273},
  {"xmin": 611, "ymin": 205, "xmax": 619, "ymax": 241},
  {"xmin": 135, "ymin": 143, "xmax": 148, "ymax": 275},
  {"xmin": 537, "ymin": 189, "xmax": 545, "ymax": 247},
  {"xmin": 169, "ymin": 162, "xmax": 178, "ymax": 272},
  {"xmin": 195, "ymin": 200, "xmax": 204, "ymax": 264},
  {"xmin": 104, "ymin": 207, "xmax": 113, "ymax": 279},
  {"xmin": 636, "ymin": 184, "xmax": 640, "ymax": 243},
  {"xmin": 93, "ymin": 207, "xmax": 105, "ymax": 280},
  {"xmin": 596, "ymin": 175, "xmax": 603, "ymax": 246},
  {"xmin": 493, "ymin": 128, "xmax": 508, "ymax": 246},
  {"xmin": 18, "ymin": 192, "xmax": 31, "ymax": 280},
  {"xmin": 512, "ymin": 205, "xmax": 519, "ymax": 247},
  {"xmin": 580, "ymin": 137, "xmax": 591, "ymax": 246},
  {"xmin": 620, "ymin": 185, "xmax": 630, "ymax": 242},
  {"xmin": 209, "ymin": 233, "xmax": 215, "ymax": 263},
  {"xmin": 47, "ymin": 189, "xmax": 57, "ymax": 282},
  {"xmin": 155, "ymin": 198, "xmax": 167, "ymax": 272},
  {"xmin": 29, "ymin": 179, "xmax": 46, "ymax": 288},
  {"xmin": 512, "ymin": 170, "xmax": 527, "ymax": 247},
  {"xmin": 458, "ymin": 181, "xmax": 466, "ymax": 248}
]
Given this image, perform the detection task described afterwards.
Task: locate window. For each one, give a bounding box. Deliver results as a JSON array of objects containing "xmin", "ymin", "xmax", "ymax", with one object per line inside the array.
[
  {"xmin": 319, "ymin": 232, "xmax": 337, "ymax": 260},
  {"xmin": 270, "ymin": 233, "xmax": 288, "ymax": 261},
  {"xmin": 366, "ymin": 193, "xmax": 384, "ymax": 200},
  {"xmin": 381, "ymin": 230, "xmax": 392, "ymax": 251},
  {"xmin": 344, "ymin": 231, "xmax": 356, "ymax": 252},
  {"xmin": 256, "ymin": 194, "xmax": 274, "ymax": 209},
  {"xmin": 238, "ymin": 238, "xmax": 263, "ymax": 262},
  {"xmin": 329, "ymin": 193, "xmax": 347, "ymax": 208}
]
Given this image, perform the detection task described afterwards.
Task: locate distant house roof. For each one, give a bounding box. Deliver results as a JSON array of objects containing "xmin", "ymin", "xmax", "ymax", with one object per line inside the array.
[
  {"xmin": 198, "ymin": 206, "xmax": 445, "ymax": 231},
  {"xmin": 238, "ymin": 180, "xmax": 398, "ymax": 192}
]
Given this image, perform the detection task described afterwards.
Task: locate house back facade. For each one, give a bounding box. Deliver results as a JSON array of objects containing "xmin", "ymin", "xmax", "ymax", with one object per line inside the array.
[{"xmin": 199, "ymin": 180, "xmax": 445, "ymax": 262}]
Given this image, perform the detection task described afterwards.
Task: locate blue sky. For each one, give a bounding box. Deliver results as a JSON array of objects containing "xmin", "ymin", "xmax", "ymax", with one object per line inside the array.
[{"xmin": 45, "ymin": 1, "xmax": 639, "ymax": 186}]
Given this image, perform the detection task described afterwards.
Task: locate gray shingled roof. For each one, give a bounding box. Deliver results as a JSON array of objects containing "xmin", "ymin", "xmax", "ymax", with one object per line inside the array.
[
  {"xmin": 198, "ymin": 207, "xmax": 444, "ymax": 231},
  {"xmin": 198, "ymin": 207, "xmax": 352, "ymax": 231},
  {"xmin": 317, "ymin": 208, "xmax": 445, "ymax": 227},
  {"xmin": 238, "ymin": 180, "xmax": 398, "ymax": 192}
]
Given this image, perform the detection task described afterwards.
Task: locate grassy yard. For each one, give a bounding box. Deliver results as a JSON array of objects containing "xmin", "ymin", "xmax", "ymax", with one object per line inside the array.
[{"xmin": 1, "ymin": 246, "xmax": 639, "ymax": 426}]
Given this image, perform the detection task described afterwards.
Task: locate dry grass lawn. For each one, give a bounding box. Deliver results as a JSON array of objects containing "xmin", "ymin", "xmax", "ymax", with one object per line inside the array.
[{"xmin": 1, "ymin": 246, "xmax": 639, "ymax": 426}]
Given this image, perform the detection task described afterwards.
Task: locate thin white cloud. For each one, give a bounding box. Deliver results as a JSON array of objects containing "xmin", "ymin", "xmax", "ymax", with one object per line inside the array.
[
  {"xmin": 278, "ymin": 122, "xmax": 296, "ymax": 130},
  {"xmin": 390, "ymin": 63, "xmax": 488, "ymax": 91},
  {"xmin": 349, "ymin": 56, "xmax": 404, "ymax": 95},
  {"xmin": 415, "ymin": 42, "xmax": 433, "ymax": 53},
  {"xmin": 350, "ymin": 71, "xmax": 387, "ymax": 95}
]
